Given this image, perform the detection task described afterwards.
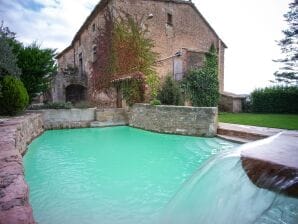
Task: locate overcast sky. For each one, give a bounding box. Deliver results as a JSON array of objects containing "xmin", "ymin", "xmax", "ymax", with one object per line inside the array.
[{"xmin": 0, "ymin": 0, "xmax": 292, "ymax": 94}]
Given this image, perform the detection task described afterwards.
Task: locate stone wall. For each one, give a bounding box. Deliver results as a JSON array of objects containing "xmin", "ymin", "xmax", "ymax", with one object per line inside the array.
[
  {"xmin": 129, "ymin": 104, "xmax": 218, "ymax": 136},
  {"xmin": 91, "ymin": 108, "xmax": 128, "ymax": 127},
  {"xmin": 0, "ymin": 113, "xmax": 44, "ymax": 224},
  {"xmin": 32, "ymin": 108, "xmax": 96, "ymax": 129}
]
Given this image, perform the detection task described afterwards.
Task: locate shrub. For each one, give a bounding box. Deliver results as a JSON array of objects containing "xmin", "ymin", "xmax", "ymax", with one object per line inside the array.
[
  {"xmin": 251, "ymin": 86, "xmax": 298, "ymax": 113},
  {"xmin": 157, "ymin": 75, "xmax": 182, "ymax": 105},
  {"xmin": 73, "ymin": 101, "xmax": 92, "ymax": 109},
  {"xmin": 122, "ymin": 79, "xmax": 144, "ymax": 106},
  {"xmin": 28, "ymin": 102, "xmax": 73, "ymax": 110},
  {"xmin": 150, "ymin": 99, "xmax": 161, "ymax": 106},
  {"xmin": 0, "ymin": 76, "xmax": 29, "ymax": 115},
  {"xmin": 242, "ymin": 96, "xmax": 252, "ymax": 113}
]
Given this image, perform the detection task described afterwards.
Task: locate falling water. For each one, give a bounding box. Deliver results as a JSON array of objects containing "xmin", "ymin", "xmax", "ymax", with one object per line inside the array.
[{"xmin": 161, "ymin": 148, "xmax": 298, "ymax": 224}]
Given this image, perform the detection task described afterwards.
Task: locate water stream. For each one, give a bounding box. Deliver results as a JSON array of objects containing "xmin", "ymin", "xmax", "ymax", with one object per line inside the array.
[{"xmin": 161, "ymin": 149, "xmax": 298, "ymax": 224}]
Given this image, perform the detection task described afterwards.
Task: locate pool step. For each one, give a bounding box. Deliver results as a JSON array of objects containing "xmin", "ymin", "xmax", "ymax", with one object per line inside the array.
[
  {"xmin": 217, "ymin": 134, "xmax": 253, "ymax": 144},
  {"xmin": 217, "ymin": 122, "xmax": 283, "ymax": 141},
  {"xmin": 90, "ymin": 121, "xmax": 128, "ymax": 128}
]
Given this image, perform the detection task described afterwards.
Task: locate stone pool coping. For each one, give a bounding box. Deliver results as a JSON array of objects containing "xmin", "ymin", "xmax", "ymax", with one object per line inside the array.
[
  {"xmin": 0, "ymin": 113, "xmax": 43, "ymax": 224},
  {"xmin": 241, "ymin": 131, "xmax": 298, "ymax": 197}
]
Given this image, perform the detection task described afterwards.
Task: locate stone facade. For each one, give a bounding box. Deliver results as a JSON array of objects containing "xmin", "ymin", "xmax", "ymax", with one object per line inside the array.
[
  {"xmin": 54, "ymin": 0, "xmax": 226, "ymax": 105},
  {"xmin": 129, "ymin": 104, "xmax": 218, "ymax": 136},
  {"xmin": 0, "ymin": 114, "xmax": 44, "ymax": 224}
]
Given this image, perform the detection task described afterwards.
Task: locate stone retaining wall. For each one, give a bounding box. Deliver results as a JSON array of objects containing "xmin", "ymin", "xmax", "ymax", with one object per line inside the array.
[
  {"xmin": 129, "ymin": 104, "xmax": 218, "ymax": 137},
  {"xmin": 31, "ymin": 108, "xmax": 96, "ymax": 129},
  {"xmin": 0, "ymin": 113, "xmax": 44, "ymax": 224},
  {"xmin": 91, "ymin": 108, "xmax": 128, "ymax": 127}
]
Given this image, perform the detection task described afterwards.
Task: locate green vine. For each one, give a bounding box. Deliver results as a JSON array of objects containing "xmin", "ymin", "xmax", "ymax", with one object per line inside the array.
[
  {"xmin": 181, "ymin": 44, "xmax": 219, "ymax": 107},
  {"xmin": 121, "ymin": 79, "xmax": 144, "ymax": 106},
  {"xmin": 91, "ymin": 9, "xmax": 159, "ymax": 103}
]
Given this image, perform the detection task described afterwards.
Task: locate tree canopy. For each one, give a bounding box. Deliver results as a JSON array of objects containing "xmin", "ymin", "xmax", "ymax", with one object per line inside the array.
[
  {"xmin": 0, "ymin": 23, "xmax": 21, "ymax": 77},
  {"xmin": 274, "ymin": 0, "xmax": 298, "ymax": 85},
  {"xmin": 17, "ymin": 43, "xmax": 57, "ymax": 101}
]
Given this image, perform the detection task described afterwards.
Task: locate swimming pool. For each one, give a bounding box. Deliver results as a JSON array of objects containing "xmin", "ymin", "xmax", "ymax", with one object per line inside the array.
[{"xmin": 24, "ymin": 126, "xmax": 237, "ymax": 224}]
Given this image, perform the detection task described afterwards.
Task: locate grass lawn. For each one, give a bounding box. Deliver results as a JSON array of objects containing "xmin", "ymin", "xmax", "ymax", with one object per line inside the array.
[{"xmin": 219, "ymin": 113, "xmax": 298, "ymax": 130}]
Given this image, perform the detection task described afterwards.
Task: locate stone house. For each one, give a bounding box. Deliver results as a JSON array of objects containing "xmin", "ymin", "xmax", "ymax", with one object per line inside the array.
[{"xmin": 52, "ymin": 0, "xmax": 226, "ymax": 107}]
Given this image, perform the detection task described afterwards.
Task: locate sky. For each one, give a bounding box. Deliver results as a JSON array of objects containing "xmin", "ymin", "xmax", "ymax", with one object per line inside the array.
[{"xmin": 0, "ymin": 0, "xmax": 292, "ymax": 94}]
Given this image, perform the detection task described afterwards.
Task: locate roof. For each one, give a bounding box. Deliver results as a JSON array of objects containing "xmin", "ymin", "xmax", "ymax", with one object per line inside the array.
[{"xmin": 57, "ymin": 0, "xmax": 227, "ymax": 59}]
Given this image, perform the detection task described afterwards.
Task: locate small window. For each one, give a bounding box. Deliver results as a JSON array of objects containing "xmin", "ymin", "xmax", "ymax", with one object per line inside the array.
[
  {"xmin": 92, "ymin": 23, "xmax": 96, "ymax": 32},
  {"xmin": 79, "ymin": 53, "xmax": 83, "ymax": 75},
  {"xmin": 167, "ymin": 13, "xmax": 173, "ymax": 26},
  {"xmin": 92, "ymin": 45, "xmax": 97, "ymax": 62}
]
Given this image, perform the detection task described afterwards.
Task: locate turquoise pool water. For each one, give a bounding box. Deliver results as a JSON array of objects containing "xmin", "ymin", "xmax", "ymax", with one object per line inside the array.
[{"xmin": 24, "ymin": 126, "xmax": 237, "ymax": 224}]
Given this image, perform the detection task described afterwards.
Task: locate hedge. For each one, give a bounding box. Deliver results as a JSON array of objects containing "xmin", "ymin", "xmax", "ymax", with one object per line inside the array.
[{"xmin": 251, "ymin": 86, "xmax": 298, "ymax": 113}]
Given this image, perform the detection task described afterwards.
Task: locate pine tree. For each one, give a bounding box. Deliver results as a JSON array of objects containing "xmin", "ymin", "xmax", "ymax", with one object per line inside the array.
[{"xmin": 274, "ymin": 0, "xmax": 298, "ymax": 85}]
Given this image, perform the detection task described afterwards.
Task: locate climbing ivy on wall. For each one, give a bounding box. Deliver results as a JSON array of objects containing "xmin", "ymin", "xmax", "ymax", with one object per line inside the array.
[
  {"xmin": 91, "ymin": 9, "xmax": 159, "ymax": 104},
  {"xmin": 181, "ymin": 44, "xmax": 219, "ymax": 107},
  {"xmin": 120, "ymin": 78, "xmax": 145, "ymax": 106}
]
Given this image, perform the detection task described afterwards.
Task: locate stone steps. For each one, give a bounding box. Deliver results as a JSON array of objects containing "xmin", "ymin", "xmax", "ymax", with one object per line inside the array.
[
  {"xmin": 90, "ymin": 121, "xmax": 128, "ymax": 128},
  {"xmin": 217, "ymin": 122, "xmax": 283, "ymax": 141},
  {"xmin": 216, "ymin": 134, "xmax": 253, "ymax": 144}
]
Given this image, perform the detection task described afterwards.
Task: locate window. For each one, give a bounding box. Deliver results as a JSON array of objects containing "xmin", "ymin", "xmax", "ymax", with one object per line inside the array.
[
  {"xmin": 167, "ymin": 13, "xmax": 173, "ymax": 26},
  {"xmin": 79, "ymin": 53, "xmax": 83, "ymax": 76},
  {"xmin": 92, "ymin": 45, "xmax": 97, "ymax": 62},
  {"xmin": 92, "ymin": 23, "xmax": 96, "ymax": 32}
]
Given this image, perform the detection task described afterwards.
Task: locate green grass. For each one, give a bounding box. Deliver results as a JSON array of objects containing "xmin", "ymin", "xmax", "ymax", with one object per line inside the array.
[{"xmin": 219, "ymin": 113, "xmax": 298, "ymax": 130}]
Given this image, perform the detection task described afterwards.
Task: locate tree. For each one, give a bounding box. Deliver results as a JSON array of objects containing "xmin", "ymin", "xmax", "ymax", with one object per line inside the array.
[
  {"xmin": 0, "ymin": 23, "xmax": 21, "ymax": 77},
  {"xmin": 17, "ymin": 43, "xmax": 57, "ymax": 101},
  {"xmin": 157, "ymin": 75, "xmax": 182, "ymax": 105},
  {"xmin": 274, "ymin": 0, "xmax": 298, "ymax": 85},
  {"xmin": 181, "ymin": 44, "xmax": 219, "ymax": 107}
]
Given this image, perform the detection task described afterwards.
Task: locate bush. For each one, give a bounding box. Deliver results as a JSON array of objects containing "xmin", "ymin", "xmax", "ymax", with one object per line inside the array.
[
  {"xmin": 242, "ymin": 96, "xmax": 252, "ymax": 113},
  {"xmin": 251, "ymin": 86, "xmax": 298, "ymax": 113},
  {"xmin": 150, "ymin": 99, "xmax": 161, "ymax": 106},
  {"xmin": 0, "ymin": 76, "xmax": 29, "ymax": 115},
  {"xmin": 122, "ymin": 79, "xmax": 144, "ymax": 106},
  {"xmin": 73, "ymin": 101, "xmax": 92, "ymax": 109},
  {"xmin": 28, "ymin": 102, "xmax": 72, "ymax": 110},
  {"xmin": 157, "ymin": 75, "xmax": 182, "ymax": 105}
]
